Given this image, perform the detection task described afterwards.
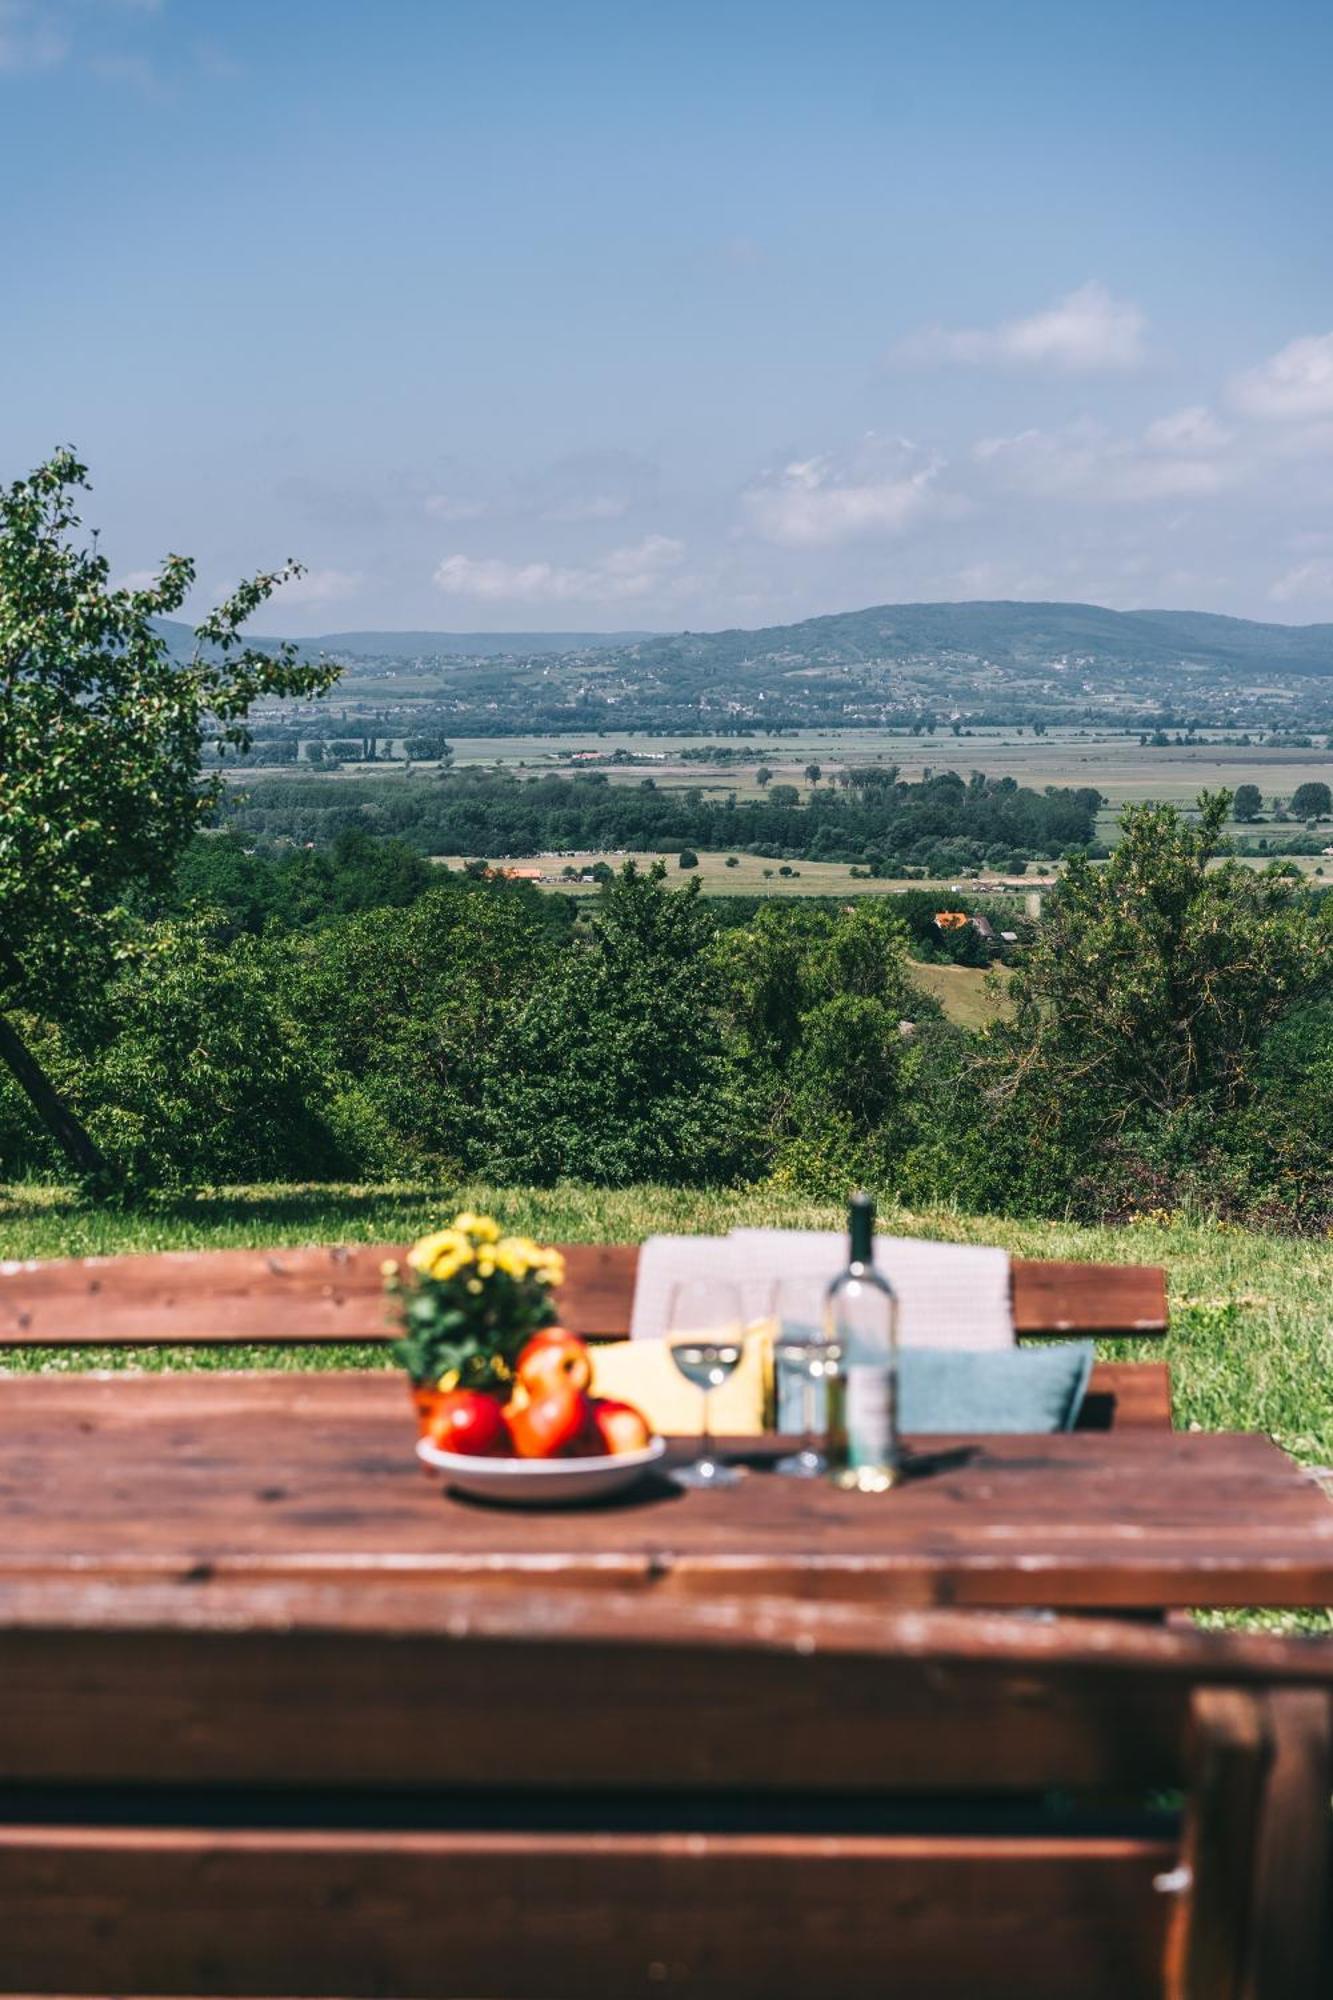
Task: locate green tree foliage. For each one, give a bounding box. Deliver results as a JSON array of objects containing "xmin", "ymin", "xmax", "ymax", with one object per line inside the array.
[
  {"xmin": 1233, "ymin": 783, "xmax": 1263, "ymax": 822},
  {"xmin": 954, "ymin": 794, "xmax": 1333, "ymax": 1215},
  {"xmin": 0, "ymin": 449, "xmax": 334, "ymax": 1181},
  {"xmin": 1292, "ymin": 781, "xmax": 1332, "ymax": 820},
  {"xmin": 484, "ymin": 864, "xmax": 758, "ymax": 1186},
  {"xmin": 278, "ymin": 877, "xmax": 551, "ymax": 1175}
]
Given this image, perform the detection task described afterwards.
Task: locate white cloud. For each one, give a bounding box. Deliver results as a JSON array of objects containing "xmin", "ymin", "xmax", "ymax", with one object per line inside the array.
[
  {"xmin": 975, "ymin": 421, "xmax": 1231, "ymax": 504},
  {"xmin": 112, "ymin": 567, "xmax": 162, "ymax": 592},
  {"xmin": 743, "ymin": 435, "xmax": 946, "ymax": 547},
  {"xmin": 1269, "ymin": 558, "xmax": 1333, "ymax": 606},
  {"xmin": 893, "ymin": 281, "xmax": 1147, "ymax": 373},
  {"xmin": 433, "ymin": 534, "xmax": 686, "ymax": 605},
  {"xmin": 1230, "ymin": 333, "xmax": 1333, "ymax": 421},
  {"xmin": 271, "ymin": 566, "xmax": 363, "ymax": 608},
  {"xmin": 1142, "ymin": 405, "xmax": 1231, "ymax": 454}
]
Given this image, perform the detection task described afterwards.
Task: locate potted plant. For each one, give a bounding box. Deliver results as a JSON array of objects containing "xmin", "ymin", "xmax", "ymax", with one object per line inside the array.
[{"xmin": 386, "ymin": 1212, "xmax": 566, "ymax": 1432}]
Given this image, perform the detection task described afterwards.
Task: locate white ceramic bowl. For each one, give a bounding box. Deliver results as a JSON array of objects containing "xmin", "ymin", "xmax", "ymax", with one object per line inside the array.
[{"xmin": 415, "ymin": 1434, "xmax": 668, "ymax": 1507}]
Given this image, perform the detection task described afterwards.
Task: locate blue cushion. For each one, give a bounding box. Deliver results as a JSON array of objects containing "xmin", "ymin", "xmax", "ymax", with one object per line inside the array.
[{"xmin": 899, "ymin": 1342, "xmax": 1095, "ymax": 1434}]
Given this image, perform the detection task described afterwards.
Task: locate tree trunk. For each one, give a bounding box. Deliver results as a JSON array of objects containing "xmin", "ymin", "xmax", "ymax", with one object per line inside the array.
[{"xmin": 0, "ymin": 1009, "xmax": 116, "ymax": 1186}]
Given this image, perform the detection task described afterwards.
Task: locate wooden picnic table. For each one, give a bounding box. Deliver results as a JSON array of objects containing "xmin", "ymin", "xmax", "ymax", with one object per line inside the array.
[{"xmin": 2, "ymin": 1370, "xmax": 1330, "ymax": 1611}]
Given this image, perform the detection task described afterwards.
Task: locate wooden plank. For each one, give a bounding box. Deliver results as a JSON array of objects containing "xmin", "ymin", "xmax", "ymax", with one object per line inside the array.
[
  {"xmin": 1244, "ymin": 1689, "xmax": 1333, "ymax": 1998},
  {"xmin": 1080, "ymin": 1362, "xmax": 1173, "ymax": 1429},
  {"xmin": 1166, "ymin": 1688, "xmax": 1273, "ymax": 2000},
  {"xmin": 0, "ymin": 1376, "xmax": 1324, "ymax": 1609},
  {"xmin": 0, "ymin": 1621, "xmax": 1199, "ymax": 1794},
  {"xmin": 1012, "ymin": 1257, "xmax": 1168, "ymax": 1338},
  {"xmin": 0, "ymin": 1825, "xmax": 1175, "ymax": 1999},
  {"xmin": 1, "ymin": 1594, "xmax": 1329, "ymax": 1797},
  {"xmin": 0, "ymin": 1242, "xmax": 1168, "ymax": 1344},
  {"xmin": 0, "ymin": 1242, "xmax": 638, "ymax": 1346}
]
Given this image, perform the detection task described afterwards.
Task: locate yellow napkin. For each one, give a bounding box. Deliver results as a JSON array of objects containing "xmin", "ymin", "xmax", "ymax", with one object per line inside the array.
[{"xmin": 589, "ymin": 1325, "xmax": 772, "ymax": 1436}]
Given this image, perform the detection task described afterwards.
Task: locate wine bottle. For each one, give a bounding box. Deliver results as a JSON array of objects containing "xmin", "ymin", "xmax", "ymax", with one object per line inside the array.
[{"xmin": 825, "ymin": 1192, "xmax": 900, "ymax": 1492}]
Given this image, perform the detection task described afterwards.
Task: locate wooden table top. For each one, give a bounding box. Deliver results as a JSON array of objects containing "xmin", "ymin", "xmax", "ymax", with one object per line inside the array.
[{"xmin": 1, "ymin": 1371, "xmax": 1331, "ymax": 1611}]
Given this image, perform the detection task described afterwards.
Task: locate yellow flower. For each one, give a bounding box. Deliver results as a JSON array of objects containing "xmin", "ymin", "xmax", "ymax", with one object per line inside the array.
[
  {"xmin": 380, "ymin": 1258, "xmax": 400, "ymax": 1279},
  {"xmin": 454, "ymin": 1211, "xmax": 500, "ymax": 1243},
  {"xmin": 406, "ymin": 1229, "xmax": 454, "ymax": 1275}
]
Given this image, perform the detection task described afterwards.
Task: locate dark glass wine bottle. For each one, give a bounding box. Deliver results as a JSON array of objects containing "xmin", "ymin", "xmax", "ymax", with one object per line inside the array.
[{"xmin": 825, "ymin": 1192, "xmax": 900, "ymax": 1491}]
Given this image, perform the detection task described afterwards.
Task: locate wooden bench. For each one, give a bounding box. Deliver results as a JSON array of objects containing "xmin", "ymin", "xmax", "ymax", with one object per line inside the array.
[
  {"xmin": 0, "ymin": 1241, "xmax": 1173, "ymax": 1427},
  {"xmin": 0, "ymin": 1580, "xmax": 1326, "ymax": 1997}
]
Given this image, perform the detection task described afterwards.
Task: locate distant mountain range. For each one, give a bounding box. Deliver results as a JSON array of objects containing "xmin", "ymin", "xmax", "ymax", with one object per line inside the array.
[
  {"xmin": 156, "ymin": 601, "xmax": 1333, "ymax": 674},
  {"xmin": 153, "ymin": 619, "xmax": 654, "ymax": 659},
  {"xmin": 609, "ymin": 600, "xmax": 1333, "ymax": 676},
  {"xmin": 156, "ymin": 599, "xmax": 1333, "ymax": 732}
]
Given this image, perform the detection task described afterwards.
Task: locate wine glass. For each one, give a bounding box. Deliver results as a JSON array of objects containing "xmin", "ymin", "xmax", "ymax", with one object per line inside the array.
[
  {"xmin": 770, "ymin": 1275, "xmax": 834, "ymax": 1478},
  {"xmin": 666, "ymin": 1278, "xmax": 745, "ymax": 1488}
]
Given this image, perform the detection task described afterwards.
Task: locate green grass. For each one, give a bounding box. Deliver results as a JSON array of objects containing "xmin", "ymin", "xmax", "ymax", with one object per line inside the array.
[
  {"xmin": 3, "ymin": 1182, "xmax": 1331, "ymax": 1476},
  {"xmin": 908, "ymin": 961, "xmax": 1013, "ymax": 1029},
  {"xmin": 434, "ymin": 852, "xmax": 1044, "ymax": 898}
]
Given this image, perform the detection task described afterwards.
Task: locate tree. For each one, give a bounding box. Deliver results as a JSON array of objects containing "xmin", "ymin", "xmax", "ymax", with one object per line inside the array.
[
  {"xmin": 678, "ymin": 848, "xmax": 699, "ymax": 869},
  {"xmin": 0, "ymin": 448, "xmax": 335, "ymax": 1184},
  {"xmin": 484, "ymin": 863, "xmax": 757, "ymax": 1184},
  {"xmin": 1233, "ymin": 783, "xmax": 1262, "ymax": 822},
  {"xmin": 755, "ymin": 765, "xmax": 773, "ymax": 787},
  {"xmin": 1292, "ymin": 781, "xmax": 1332, "ymax": 820},
  {"xmin": 404, "ymin": 736, "xmax": 453, "ymax": 764},
  {"xmin": 804, "ymin": 762, "xmax": 822, "ymax": 786},
  {"xmin": 978, "ymin": 792, "xmax": 1333, "ymax": 1152}
]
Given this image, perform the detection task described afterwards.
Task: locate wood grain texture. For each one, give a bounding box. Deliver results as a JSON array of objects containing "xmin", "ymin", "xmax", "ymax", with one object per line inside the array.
[
  {"xmin": 0, "ymin": 1827, "xmax": 1174, "ymax": 2000},
  {"xmin": 1166, "ymin": 1689, "xmax": 1272, "ymax": 2000},
  {"xmin": 1244, "ymin": 1689, "xmax": 1333, "ymax": 1998},
  {"xmin": 0, "ymin": 1373, "xmax": 1324, "ymax": 1609},
  {"xmin": 0, "ymin": 1241, "xmax": 1168, "ymax": 1343}
]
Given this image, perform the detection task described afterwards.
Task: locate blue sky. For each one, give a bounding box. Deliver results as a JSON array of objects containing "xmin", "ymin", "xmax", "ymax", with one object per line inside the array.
[{"xmin": 4, "ymin": 0, "xmax": 1333, "ymax": 633}]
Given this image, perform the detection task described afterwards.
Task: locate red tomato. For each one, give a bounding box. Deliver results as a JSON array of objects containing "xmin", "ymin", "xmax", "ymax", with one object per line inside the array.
[
  {"xmin": 425, "ymin": 1389, "xmax": 509, "ymax": 1458},
  {"xmin": 507, "ymin": 1387, "xmax": 588, "ymax": 1459}
]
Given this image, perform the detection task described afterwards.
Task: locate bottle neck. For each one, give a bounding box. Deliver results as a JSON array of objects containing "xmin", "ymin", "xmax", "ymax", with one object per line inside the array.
[{"xmin": 848, "ymin": 1195, "xmax": 875, "ymax": 1266}]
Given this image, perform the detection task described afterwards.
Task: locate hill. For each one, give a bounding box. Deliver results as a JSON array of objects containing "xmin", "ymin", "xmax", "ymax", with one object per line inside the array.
[
  {"xmin": 153, "ymin": 619, "xmax": 655, "ymax": 659},
  {"xmin": 158, "ymin": 599, "xmax": 1333, "ymax": 733},
  {"xmin": 609, "ymin": 599, "xmax": 1333, "ymax": 677}
]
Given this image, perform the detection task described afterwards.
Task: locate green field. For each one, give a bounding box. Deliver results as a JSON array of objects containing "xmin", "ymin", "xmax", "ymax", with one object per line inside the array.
[
  {"xmin": 433, "ymin": 851, "xmax": 1045, "ymax": 900},
  {"xmin": 3, "ymin": 1184, "xmax": 1329, "ymax": 1507},
  {"xmin": 909, "ymin": 961, "xmax": 1013, "ymax": 1029}
]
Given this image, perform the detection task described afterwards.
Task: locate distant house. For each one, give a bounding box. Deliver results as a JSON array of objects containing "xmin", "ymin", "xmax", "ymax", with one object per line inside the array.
[{"xmin": 497, "ymin": 866, "xmax": 545, "ymax": 882}]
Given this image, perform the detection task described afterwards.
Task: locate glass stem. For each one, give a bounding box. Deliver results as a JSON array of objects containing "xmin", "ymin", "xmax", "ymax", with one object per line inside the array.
[{"xmin": 700, "ymin": 1381, "xmax": 714, "ymax": 1466}]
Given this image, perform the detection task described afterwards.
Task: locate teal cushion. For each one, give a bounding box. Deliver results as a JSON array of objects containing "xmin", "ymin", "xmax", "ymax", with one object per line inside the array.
[{"xmin": 899, "ymin": 1342, "xmax": 1094, "ymax": 1434}]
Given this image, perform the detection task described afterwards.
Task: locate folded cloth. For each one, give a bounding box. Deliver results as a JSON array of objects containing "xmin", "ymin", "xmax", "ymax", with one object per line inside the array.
[
  {"xmin": 727, "ymin": 1229, "xmax": 1013, "ymax": 1350},
  {"xmin": 628, "ymin": 1235, "xmax": 775, "ymax": 1342},
  {"xmin": 590, "ymin": 1329, "xmax": 771, "ymax": 1436}
]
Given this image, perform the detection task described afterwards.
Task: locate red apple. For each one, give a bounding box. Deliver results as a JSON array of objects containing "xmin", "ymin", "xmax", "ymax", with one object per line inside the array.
[
  {"xmin": 517, "ymin": 1329, "xmax": 592, "ymax": 1398},
  {"xmin": 588, "ymin": 1397, "xmax": 652, "ymax": 1457},
  {"xmin": 507, "ymin": 1386, "xmax": 589, "ymax": 1459},
  {"xmin": 424, "ymin": 1389, "xmax": 509, "ymax": 1458}
]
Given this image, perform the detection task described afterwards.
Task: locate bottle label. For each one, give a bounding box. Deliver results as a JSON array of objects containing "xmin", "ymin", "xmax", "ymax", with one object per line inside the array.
[{"xmin": 846, "ymin": 1364, "xmax": 896, "ymax": 1469}]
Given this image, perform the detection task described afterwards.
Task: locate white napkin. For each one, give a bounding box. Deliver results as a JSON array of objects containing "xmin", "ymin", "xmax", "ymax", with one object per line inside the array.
[{"xmin": 630, "ymin": 1230, "xmax": 1012, "ymax": 1350}]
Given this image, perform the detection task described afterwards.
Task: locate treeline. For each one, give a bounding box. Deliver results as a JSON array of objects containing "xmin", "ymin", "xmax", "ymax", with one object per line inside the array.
[
  {"xmin": 220, "ymin": 767, "xmax": 1102, "ymax": 873},
  {"xmin": 5, "ymin": 797, "xmax": 1333, "ymax": 1230}
]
